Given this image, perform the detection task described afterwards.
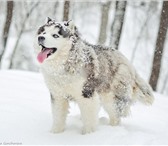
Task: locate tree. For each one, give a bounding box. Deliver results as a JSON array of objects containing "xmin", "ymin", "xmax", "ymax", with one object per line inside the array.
[
  {"xmin": 110, "ymin": 1, "xmax": 127, "ymax": 50},
  {"xmin": 131, "ymin": 2, "xmax": 158, "ymax": 63},
  {"xmin": 63, "ymin": 1, "xmax": 70, "ymax": 21},
  {"xmin": 98, "ymin": 1, "xmax": 111, "ymax": 45},
  {"xmin": 0, "ymin": 1, "xmax": 14, "ymax": 67},
  {"xmin": 9, "ymin": 2, "xmax": 39, "ymax": 69},
  {"xmin": 149, "ymin": 1, "xmax": 168, "ymax": 91}
]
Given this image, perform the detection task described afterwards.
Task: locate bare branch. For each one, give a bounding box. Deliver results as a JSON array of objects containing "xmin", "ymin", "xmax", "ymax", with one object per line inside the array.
[
  {"xmin": 0, "ymin": 1, "xmax": 14, "ymax": 68},
  {"xmin": 9, "ymin": 1, "xmax": 40, "ymax": 69},
  {"xmin": 161, "ymin": 71, "xmax": 168, "ymax": 93},
  {"xmin": 131, "ymin": 2, "xmax": 154, "ymax": 63}
]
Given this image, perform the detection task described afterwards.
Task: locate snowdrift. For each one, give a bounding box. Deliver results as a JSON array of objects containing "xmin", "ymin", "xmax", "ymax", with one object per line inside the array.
[{"xmin": 0, "ymin": 70, "xmax": 168, "ymax": 145}]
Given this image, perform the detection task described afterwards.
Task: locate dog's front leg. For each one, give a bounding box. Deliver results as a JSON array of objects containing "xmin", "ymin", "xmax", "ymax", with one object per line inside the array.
[
  {"xmin": 77, "ymin": 93, "xmax": 100, "ymax": 134},
  {"xmin": 50, "ymin": 93, "xmax": 69, "ymax": 133}
]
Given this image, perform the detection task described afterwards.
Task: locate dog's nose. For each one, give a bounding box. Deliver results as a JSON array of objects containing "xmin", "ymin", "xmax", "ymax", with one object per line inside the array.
[{"xmin": 38, "ymin": 36, "xmax": 45, "ymax": 43}]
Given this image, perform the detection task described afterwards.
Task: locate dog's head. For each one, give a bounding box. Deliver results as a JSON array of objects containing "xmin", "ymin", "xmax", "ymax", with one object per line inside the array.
[{"xmin": 35, "ymin": 17, "xmax": 77, "ymax": 63}]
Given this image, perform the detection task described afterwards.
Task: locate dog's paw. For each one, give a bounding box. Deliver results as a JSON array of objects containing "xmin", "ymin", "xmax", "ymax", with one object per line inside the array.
[
  {"xmin": 81, "ymin": 126, "xmax": 96, "ymax": 135},
  {"xmin": 109, "ymin": 118, "xmax": 120, "ymax": 126},
  {"xmin": 50, "ymin": 127, "xmax": 64, "ymax": 134}
]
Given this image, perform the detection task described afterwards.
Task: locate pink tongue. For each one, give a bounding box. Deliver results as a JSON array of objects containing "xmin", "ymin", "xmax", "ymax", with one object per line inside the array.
[{"xmin": 37, "ymin": 48, "xmax": 52, "ymax": 63}]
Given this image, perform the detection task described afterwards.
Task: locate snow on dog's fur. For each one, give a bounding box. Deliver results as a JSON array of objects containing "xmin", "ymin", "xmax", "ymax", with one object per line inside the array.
[{"xmin": 34, "ymin": 17, "xmax": 154, "ymax": 134}]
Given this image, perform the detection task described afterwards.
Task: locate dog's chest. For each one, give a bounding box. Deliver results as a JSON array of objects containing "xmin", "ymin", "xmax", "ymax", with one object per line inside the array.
[{"xmin": 42, "ymin": 63, "xmax": 85, "ymax": 98}]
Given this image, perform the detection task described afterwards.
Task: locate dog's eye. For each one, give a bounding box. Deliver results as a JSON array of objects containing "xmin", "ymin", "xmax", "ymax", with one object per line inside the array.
[{"xmin": 52, "ymin": 34, "xmax": 59, "ymax": 38}]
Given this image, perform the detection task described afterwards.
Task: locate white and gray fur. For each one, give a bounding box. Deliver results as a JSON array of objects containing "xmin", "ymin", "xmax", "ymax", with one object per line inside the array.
[{"xmin": 34, "ymin": 18, "xmax": 154, "ymax": 134}]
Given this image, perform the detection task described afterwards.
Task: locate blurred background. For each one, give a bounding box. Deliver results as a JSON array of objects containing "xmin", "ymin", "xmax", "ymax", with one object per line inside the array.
[{"xmin": 0, "ymin": 0, "xmax": 168, "ymax": 95}]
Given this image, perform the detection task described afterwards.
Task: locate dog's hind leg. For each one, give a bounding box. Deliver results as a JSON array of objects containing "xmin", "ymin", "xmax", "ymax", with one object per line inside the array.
[
  {"xmin": 100, "ymin": 92, "xmax": 121, "ymax": 126},
  {"xmin": 110, "ymin": 65, "xmax": 133, "ymax": 118},
  {"xmin": 100, "ymin": 86, "xmax": 132, "ymax": 126},
  {"xmin": 102, "ymin": 64, "xmax": 133, "ymax": 125},
  {"xmin": 50, "ymin": 93, "xmax": 69, "ymax": 133},
  {"xmin": 77, "ymin": 92, "xmax": 100, "ymax": 134}
]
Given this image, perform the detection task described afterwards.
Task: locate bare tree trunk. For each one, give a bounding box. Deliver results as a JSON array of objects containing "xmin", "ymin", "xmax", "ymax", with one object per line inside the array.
[
  {"xmin": 110, "ymin": 1, "xmax": 127, "ymax": 50},
  {"xmin": 149, "ymin": 1, "xmax": 168, "ymax": 91},
  {"xmin": 9, "ymin": 2, "xmax": 39, "ymax": 69},
  {"xmin": 98, "ymin": 1, "xmax": 111, "ymax": 45},
  {"xmin": 0, "ymin": 1, "xmax": 14, "ymax": 67},
  {"xmin": 63, "ymin": 1, "xmax": 70, "ymax": 21}
]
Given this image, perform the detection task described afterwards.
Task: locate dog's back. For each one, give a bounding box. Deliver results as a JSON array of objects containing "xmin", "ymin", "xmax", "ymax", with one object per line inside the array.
[{"xmin": 82, "ymin": 41, "xmax": 154, "ymax": 105}]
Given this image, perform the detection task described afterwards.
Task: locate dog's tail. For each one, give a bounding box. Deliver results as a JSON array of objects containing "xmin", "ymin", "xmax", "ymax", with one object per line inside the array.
[{"xmin": 133, "ymin": 72, "xmax": 154, "ymax": 105}]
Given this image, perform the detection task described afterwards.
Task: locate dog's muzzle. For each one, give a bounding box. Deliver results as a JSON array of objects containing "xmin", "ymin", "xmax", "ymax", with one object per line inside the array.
[
  {"xmin": 38, "ymin": 36, "xmax": 45, "ymax": 45},
  {"xmin": 37, "ymin": 37, "xmax": 57, "ymax": 63}
]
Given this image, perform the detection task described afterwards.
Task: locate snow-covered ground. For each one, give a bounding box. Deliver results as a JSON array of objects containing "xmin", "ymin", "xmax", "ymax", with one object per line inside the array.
[{"xmin": 0, "ymin": 70, "xmax": 168, "ymax": 145}]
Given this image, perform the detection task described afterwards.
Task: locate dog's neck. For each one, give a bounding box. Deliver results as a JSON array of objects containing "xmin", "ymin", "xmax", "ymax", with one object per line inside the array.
[{"xmin": 64, "ymin": 37, "xmax": 98, "ymax": 75}]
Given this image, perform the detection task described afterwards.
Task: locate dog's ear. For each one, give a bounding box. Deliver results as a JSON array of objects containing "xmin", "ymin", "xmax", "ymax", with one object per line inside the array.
[
  {"xmin": 64, "ymin": 20, "xmax": 76, "ymax": 33},
  {"xmin": 64, "ymin": 20, "xmax": 72, "ymax": 26},
  {"xmin": 46, "ymin": 17, "xmax": 53, "ymax": 24}
]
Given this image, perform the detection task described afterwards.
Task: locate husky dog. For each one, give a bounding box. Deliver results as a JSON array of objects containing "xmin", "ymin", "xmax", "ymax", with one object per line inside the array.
[{"xmin": 34, "ymin": 17, "xmax": 154, "ymax": 134}]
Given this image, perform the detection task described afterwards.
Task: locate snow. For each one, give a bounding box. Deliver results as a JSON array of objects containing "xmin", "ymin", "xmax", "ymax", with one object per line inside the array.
[{"xmin": 0, "ymin": 70, "xmax": 168, "ymax": 145}]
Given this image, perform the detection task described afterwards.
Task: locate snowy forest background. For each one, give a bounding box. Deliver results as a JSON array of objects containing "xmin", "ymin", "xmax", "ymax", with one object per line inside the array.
[{"xmin": 0, "ymin": 0, "xmax": 168, "ymax": 95}]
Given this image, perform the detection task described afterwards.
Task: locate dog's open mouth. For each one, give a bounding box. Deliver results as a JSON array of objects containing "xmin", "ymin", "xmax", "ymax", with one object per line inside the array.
[{"xmin": 37, "ymin": 45, "xmax": 57, "ymax": 63}]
